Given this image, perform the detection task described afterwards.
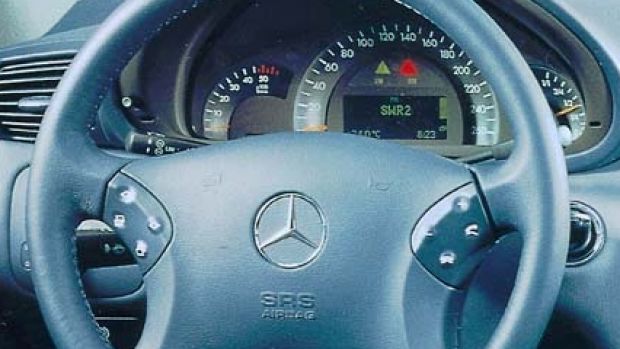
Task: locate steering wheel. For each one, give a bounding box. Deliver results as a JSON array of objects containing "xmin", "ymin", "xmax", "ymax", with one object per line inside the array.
[{"xmin": 27, "ymin": 0, "xmax": 570, "ymax": 348}]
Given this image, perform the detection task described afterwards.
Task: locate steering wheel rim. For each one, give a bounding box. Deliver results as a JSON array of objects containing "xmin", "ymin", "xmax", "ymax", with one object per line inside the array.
[{"xmin": 27, "ymin": 0, "xmax": 570, "ymax": 348}]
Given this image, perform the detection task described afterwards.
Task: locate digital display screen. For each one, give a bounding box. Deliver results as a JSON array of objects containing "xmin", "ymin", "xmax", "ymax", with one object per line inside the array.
[{"xmin": 343, "ymin": 95, "xmax": 448, "ymax": 140}]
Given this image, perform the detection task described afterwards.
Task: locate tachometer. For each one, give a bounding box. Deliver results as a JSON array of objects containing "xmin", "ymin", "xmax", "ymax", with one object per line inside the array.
[
  {"xmin": 531, "ymin": 66, "xmax": 587, "ymax": 147},
  {"xmin": 202, "ymin": 64, "xmax": 292, "ymax": 141},
  {"xmin": 294, "ymin": 22, "xmax": 500, "ymax": 146}
]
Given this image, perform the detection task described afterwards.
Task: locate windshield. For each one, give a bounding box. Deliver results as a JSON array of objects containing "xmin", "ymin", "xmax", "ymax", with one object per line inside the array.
[{"xmin": 0, "ymin": 0, "xmax": 77, "ymax": 47}]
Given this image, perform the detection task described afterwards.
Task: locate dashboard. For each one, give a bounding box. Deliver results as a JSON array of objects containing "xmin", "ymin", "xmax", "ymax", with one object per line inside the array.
[
  {"xmin": 1, "ymin": 1, "xmax": 620, "ymax": 348},
  {"xmin": 119, "ymin": 0, "xmax": 612, "ymax": 161}
]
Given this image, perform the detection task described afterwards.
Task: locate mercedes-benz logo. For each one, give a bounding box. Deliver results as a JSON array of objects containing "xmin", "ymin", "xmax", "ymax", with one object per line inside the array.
[{"xmin": 254, "ymin": 193, "xmax": 327, "ymax": 269}]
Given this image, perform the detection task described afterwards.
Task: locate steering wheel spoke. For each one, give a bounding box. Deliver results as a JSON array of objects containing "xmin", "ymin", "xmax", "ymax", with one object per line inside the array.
[
  {"xmin": 102, "ymin": 173, "xmax": 173, "ymax": 274},
  {"xmin": 469, "ymin": 159, "xmax": 529, "ymax": 234},
  {"xmin": 411, "ymin": 183, "xmax": 495, "ymax": 289}
]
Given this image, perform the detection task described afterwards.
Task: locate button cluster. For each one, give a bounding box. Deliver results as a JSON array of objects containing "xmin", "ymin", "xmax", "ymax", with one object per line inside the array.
[
  {"xmin": 411, "ymin": 184, "xmax": 493, "ymax": 288},
  {"xmin": 103, "ymin": 174, "xmax": 173, "ymax": 273}
]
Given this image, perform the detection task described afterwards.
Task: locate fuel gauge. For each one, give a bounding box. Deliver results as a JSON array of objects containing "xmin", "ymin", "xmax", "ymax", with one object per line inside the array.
[{"xmin": 532, "ymin": 66, "xmax": 586, "ymax": 147}]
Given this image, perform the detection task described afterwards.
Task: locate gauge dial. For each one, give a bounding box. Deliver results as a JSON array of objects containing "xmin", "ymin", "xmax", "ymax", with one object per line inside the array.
[
  {"xmin": 202, "ymin": 64, "xmax": 292, "ymax": 141},
  {"xmin": 531, "ymin": 66, "xmax": 587, "ymax": 147},
  {"xmin": 294, "ymin": 22, "xmax": 500, "ymax": 146}
]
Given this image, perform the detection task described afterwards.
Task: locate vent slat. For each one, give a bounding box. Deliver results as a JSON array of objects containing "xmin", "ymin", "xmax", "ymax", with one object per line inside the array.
[
  {"xmin": 1, "ymin": 120, "xmax": 41, "ymax": 127},
  {"xmin": 0, "ymin": 88, "xmax": 57, "ymax": 96},
  {"xmin": 0, "ymin": 66, "xmax": 69, "ymax": 77},
  {"xmin": 0, "ymin": 76, "xmax": 62, "ymax": 85},
  {"xmin": 0, "ymin": 112, "xmax": 44, "ymax": 119},
  {"xmin": 6, "ymin": 127, "xmax": 39, "ymax": 134},
  {"xmin": 0, "ymin": 58, "xmax": 73, "ymax": 73},
  {"xmin": 0, "ymin": 53, "xmax": 73, "ymax": 142},
  {"xmin": 9, "ymin": 135, "xmax": 37, "ymax": 142}
]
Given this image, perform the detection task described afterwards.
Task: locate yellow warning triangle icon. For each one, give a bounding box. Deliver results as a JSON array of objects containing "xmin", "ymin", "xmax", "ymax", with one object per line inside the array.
[{"xmin": 375, "ymin": 61, "xmax": 391, "ymax": 75}]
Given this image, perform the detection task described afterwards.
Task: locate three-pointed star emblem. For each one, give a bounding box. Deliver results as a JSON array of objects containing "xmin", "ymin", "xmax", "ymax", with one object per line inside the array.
[
  {"xmin": 258, "ymin": 194, "xmax": 319, "ymax": 251},
  {"xmin": 254, "ymin": 193, "xmax": 327, "ymax": 269}
]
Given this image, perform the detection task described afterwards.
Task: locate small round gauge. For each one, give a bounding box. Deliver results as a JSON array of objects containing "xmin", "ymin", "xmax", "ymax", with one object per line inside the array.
[
  {"xmin": 531, "ymin": 66, "xmax": 587, "ymax": 147},
  {"xmin": 293, "ymin": 22, "xmax": 501, "ymax": 147},
  {"xmin": 202, "ymin": 64, "xmax": 292, "ymax": 141}
]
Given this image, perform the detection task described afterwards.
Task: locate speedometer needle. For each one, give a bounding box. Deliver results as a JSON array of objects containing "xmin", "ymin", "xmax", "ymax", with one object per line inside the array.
[{"xmin": 555, "ymin": 105, "xmax": 583, "ymax": 118}]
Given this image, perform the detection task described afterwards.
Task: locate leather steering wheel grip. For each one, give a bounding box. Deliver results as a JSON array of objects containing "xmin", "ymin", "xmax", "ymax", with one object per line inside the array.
[{"xmin": 26, "ymin": 0, "xmax": 569, "ymax": 348}]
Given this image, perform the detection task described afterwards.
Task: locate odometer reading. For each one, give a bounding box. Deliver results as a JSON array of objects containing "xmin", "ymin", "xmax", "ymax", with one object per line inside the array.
[{"xmin": 294, "ymin": 22, "xmax": 500, "ymax": 146}]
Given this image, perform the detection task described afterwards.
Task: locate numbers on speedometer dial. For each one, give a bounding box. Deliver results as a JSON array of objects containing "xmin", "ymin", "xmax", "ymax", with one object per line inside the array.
[{"xmin": 294, "ymin": 22, "xmax": 500, "ymax": 146}]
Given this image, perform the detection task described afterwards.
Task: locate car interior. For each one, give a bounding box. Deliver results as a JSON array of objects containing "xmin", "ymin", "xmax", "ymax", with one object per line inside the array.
[{"xmin": 0, "ymin": 0, "xmax": 619, "ymax": 348}]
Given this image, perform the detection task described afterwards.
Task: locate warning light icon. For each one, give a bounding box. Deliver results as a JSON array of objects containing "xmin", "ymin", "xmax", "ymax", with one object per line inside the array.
[
  {"xmin": 399, "ymin": 58, "xmax": 419, "ymax": 77},
  {"xmin": 375, "ymin": 61, "xmax": 392, "ymax": 75}
]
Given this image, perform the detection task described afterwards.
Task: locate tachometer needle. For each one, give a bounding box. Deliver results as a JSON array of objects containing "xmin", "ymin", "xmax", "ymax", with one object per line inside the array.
[{"xmin": 555, "ymin": 105, "xmax": 583, "ymax": 118}]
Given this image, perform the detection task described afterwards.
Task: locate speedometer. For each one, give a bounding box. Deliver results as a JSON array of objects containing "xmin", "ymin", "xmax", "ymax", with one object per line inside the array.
[{"xmin": 294, "ymin": 22, "xmax": 500, "ymax": 146}]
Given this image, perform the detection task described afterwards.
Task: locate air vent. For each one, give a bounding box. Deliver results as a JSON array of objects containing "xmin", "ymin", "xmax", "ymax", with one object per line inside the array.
[{"xmin": 0, "ymin": 51, "xmax": 76, "ymax": 142}]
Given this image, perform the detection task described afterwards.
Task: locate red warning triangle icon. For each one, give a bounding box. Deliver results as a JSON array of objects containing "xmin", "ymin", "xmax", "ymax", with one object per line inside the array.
[{"xmin": 400, "ymin": 59, "xmax": 419, "ymax": 77}]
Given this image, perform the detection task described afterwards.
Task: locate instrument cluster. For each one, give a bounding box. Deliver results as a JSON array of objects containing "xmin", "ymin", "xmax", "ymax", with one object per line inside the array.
[{"xmin": 120, "ymin": 0, "xmax": 612, "ymax": 160}]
